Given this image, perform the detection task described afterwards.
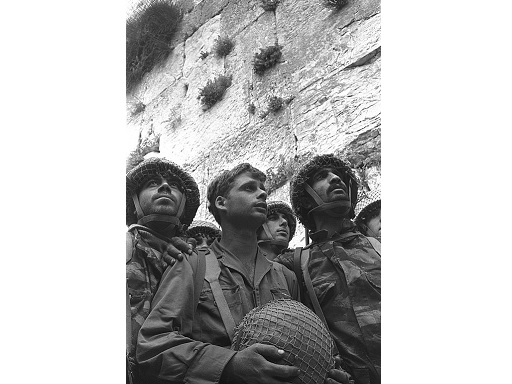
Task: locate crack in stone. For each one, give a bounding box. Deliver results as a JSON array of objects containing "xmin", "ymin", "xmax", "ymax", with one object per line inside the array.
[
  {"xmin": 345, "ymin": 46, "xmax": 381, "ymax": 69},
  {"xmin": 338, "ymin": 11, "xmax": 379, "ymax": 34}
]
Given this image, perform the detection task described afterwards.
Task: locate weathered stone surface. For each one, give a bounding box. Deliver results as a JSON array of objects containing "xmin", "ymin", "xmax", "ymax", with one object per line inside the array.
[{"xmin": 125, "ymin": 0, "xmax": 381, "ymax": 225}]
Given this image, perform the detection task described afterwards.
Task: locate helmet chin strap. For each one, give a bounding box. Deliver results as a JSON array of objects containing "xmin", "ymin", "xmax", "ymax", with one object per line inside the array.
[
  {"xmin": 257, "ymin": 222, "xmax": 289, "ymax": 248},
  {"xmin": 304, "ymin": 181, "xmax": 352, "ymax": 219},
  {"xmin": 132, "ymin": 192, "xmax": 187, "ymax": 234}
]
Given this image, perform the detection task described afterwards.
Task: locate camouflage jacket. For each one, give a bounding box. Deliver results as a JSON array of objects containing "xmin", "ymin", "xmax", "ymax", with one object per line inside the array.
[
  {"xmin": 126, "ymin": 228, "xmax": 170, "ymax": 362},
  {"xmin": 275, "ymin": 222, "xmax": 381, "ymax": 384},
  {"xmin": 136, "ymin": 239, "xmax": 299, "ymax": 384}
]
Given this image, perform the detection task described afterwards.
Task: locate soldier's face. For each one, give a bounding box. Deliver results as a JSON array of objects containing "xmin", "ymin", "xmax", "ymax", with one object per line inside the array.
[
  {"xmin": 309, "ymin": 167, "xmax": 348, "ymax": 203},
  {"xmin": 366, "ymin": 211, "xmax": 381, "ymax": 237},
  {"xmin": 265, "ymin": 212, "xmax": 290, "ymax": 242},
  {"xmin": 138, "ymin": 174, "xmax": 184, "ymax": 217},
  {"xmin": 222, "ymin": 172, "xmax": 268, "ymax": 226}
]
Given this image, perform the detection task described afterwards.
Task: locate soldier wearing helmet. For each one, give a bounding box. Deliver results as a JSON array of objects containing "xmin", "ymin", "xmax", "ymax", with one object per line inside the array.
[
  {"xmin": 257, "ymin": 200, "xmax": 297, "ymax": 260},
  {"xmin": 354, "ymin": 189, "xmax": 381, "ymax": 241},
  {"xmin": 274, "ymin": 153, "xmax": 381, "ymax": 384},
  {"xmin": 126, "ymin": 157, "xmax": 200, "ymax": 384},
  {"xmin": 136, "ymin": 163, "xmax": 353, "ymax": 384},
  {"xmin": 186, "ymin": 219, "xmax": 221, "ymax": 250}
]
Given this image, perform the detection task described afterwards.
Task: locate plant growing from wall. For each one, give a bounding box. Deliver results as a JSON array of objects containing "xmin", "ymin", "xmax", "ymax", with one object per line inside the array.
[
  {"xmin": 126, "ymin": 0, "xmax": 182, "ymax": 93},
  {"xmin": 198, "ymin": 75, "xmax": 233, "ymax": 110},
  {"xmin": 267, "ymin": 95, "xmax": 283, "ymax": 113},
  {"xmin": 213, "ymin": 36, "xmax": 235, "ymax": 57},
  {"xmin": 126, "ymin": 134, "xmax": 161, "ymax": 172},
  {"xmin": 324, "ymin": 0, "xmax": 348, "ymax": 10},
  {"xmin": 253, "ymin": 44, "xmax": 283, "ymax": 75},
  {"xmin": 199, "ymin": 50, "xmax": 210, "ymax": 60},
  {"xmin": 131, "ymin": 100, "xmax": 146, "ymax": 116},
  {"xmin": 260, "ymin": 0, "xmax": 281, "ymax": 11}
]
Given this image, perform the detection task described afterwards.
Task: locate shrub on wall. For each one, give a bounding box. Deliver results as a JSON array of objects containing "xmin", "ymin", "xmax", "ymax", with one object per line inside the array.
[
  {"xmin": 260, "ymin": 0, "xmax": 281, "ymax": 11},
  {"xmin": 267, "ymin": 96, "xmax": 283, "ymax": 113},
  {"xmin": 253, "ymin": 44, "xmax": 283, "ymax": 75},
  {"xmin": 126, "ymin": 0, "xmax": 182, "ymax": 93},
  {"xmin": 324, "ymin": 0, "xmax": 348, "ymax": 9},
  {"xmin": 213, "ymin": 36, "xmax": 235, "ymax": 57},
  {"xmin": 198, "ymin": 75, "xmax": 233, "ymax": 110}
]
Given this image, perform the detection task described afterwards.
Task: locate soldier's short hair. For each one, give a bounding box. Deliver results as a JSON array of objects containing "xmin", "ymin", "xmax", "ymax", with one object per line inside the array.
[{"xmin": 207, "ymin": 163, "xmax": 266, "ymax": 225}]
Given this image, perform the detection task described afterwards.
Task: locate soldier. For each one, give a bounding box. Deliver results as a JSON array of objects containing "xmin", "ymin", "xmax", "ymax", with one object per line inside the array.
[
  {"xmin": 353, "ymin": 189, "xmax": 381, "ymax": 242},
  {"xmin": 126, "ymin": 157, "xmax": 200, "ymax": 384},
  {"xmin": 274, "ymin": 154, "xmax": 381, "ymax": 384},
  {"xmin": 186, "ymin": 219, "xmax": 221, "ymax": 250},
  {"xmin": 257, "ymin": 200, "xmax": 297, "ymax": 261},
  {"xmin": 136, "ymin": 163, "xmax": 352, "ymax": 384}
]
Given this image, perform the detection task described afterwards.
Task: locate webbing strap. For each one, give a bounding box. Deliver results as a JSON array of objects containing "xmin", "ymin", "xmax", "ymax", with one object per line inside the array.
[
  {"xmin": 204, "ymin": 249, "xmax": 236, "ymax": 342},
  {"xmin": 294, "ymin": 247, "xmax": 339, "ymax": 356},
  {"xmin": 293, "ymin": 247, "xmax": 304, "ymax": 295},
  {"xmin": 193, "ymin": 249, "xmax": 207, "ymax": 315},
  {"xmin": 126, "ymin": 233, "xmax": 133, "ymax": 352}
]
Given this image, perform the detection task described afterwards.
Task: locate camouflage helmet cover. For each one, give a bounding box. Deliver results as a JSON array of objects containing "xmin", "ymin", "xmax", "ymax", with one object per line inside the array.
[
  {"xmin": 126, "ymin": 157, "xmax": 200, "ymax": 228},
  {"xmin": 266, "ymin": 200, "xmax": 297, "ymax": 241},
  {"xmin": 186, "ymin": 219, "xmax": 221, "ymax": 238},
  {"xmin": 290, "ymin": 153, "xmax": 358, "ymax": 230}
]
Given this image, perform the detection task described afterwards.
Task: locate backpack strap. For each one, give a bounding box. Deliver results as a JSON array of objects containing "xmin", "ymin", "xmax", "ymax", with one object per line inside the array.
[
  {"xmin": 293, "ymin": 246, "xmax": 339, "ymax": 356},
  {"xmin": 203, "ymin": 248, "xmax": 236, "ymax": 342},
  {"xmin": 126, "ymin": 233, "xmax": 134, "ymax": 350},
  {"xmin": 293, "ymin": 247, "xmax": 305, "ymax": 296},
  {"xmin": 366, "ymin": 236, "xmax": 381, "ymax": 256},
  {"xmin": 193, "ymin": 249, "xmax": 207, "ymax": 315},
  {"xmin": 126, "ymin": 233, "xmax": 134, "ymax": 384}
]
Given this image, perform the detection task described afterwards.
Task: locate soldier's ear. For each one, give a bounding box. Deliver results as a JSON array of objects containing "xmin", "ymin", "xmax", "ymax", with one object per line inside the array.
[{"xmin": 215, "ymin": 196, "xmax": 227, "ymax": 214}]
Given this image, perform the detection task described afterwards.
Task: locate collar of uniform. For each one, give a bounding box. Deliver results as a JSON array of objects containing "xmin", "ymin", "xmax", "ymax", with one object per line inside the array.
[
  {"xmin": 210, "ymin": 239, "xmax": 273, "ymax": 286},
  {"xmin": 309, "ymin": 219, "xmax": 359, "ymax": 243}
]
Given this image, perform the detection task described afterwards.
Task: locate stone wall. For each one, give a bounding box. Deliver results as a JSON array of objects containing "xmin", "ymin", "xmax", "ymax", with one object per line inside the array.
[{"xmin": 126, "ymin": 0, "xmax": 381, "ymax": 248}]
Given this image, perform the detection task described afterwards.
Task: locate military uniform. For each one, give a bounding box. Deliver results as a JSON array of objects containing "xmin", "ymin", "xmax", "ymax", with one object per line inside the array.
[
  {"xmin": 126, "ymin": 227, "xmax": 171, "ymax": 370},
  {"xmin": 275, "ymin": 219, "xmax": 381, "ymax": 384},
  {"xmin": 136, "ymin": 239, "xmax": 299, "ymax": 384}
]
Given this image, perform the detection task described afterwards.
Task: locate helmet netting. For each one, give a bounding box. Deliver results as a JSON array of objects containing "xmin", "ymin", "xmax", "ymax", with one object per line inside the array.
[
  {"xmin": 126, "ymin": 157, "xmax": 200, "ymax": 228},
  {"xmin": 289, "ymin": 154, "xmax": 358, "ymax": 230}
]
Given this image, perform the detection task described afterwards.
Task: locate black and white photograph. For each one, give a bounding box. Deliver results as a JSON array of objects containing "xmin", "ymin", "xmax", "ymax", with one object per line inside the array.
[{"xmin": 3, "ymin": 1, "xmax": 511, "ymax": 383}]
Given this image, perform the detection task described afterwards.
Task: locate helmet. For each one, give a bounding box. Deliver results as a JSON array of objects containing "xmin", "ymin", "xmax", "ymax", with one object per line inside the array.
[
  {"xmin": 126, "ymin": 157, "xmax": 200, "ymax": 231},
  {"xmin": 290, "ymin": 154, "xmax": 358, "ymax": 231},
  {"xmin": 232, "ymin": 299, "xmax": 335, "ymax": 384},
  {"xmin": 354, "ymin": 188, "xmax": 381, "ymax": 223},
  {"xmin": 258, "ymin": 201, "xmax": 297, "ymax": 247},
  {"xmin": 186, "ymin": 219, "xmax": 221, "ymax": 239}
]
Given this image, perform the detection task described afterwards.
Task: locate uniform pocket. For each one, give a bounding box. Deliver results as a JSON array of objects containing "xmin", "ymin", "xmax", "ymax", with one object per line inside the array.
[{"xmin": 198, "ymin": 284, "xmax": 242, "ymax": 344}]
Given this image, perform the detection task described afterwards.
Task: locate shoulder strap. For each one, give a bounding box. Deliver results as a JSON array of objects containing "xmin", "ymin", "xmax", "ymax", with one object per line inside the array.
[
  {"xmin": 192, "ymin": 249, "xmax": 207, "ymax": 316},
  {"xmin": 300, "ymin": 249, "xmax": 328, "ymax": 325},
  {"xmin": 293, "ymin": 247, "xmax": 304, "ymax": 295},
  {"xmin": 293, "ymin": 247, "xmax": 339, "ymax": 356},
  {"xmin": 126, "ymin": 232, "xmax": 133, "ymax": 351},
  {"xmin": 366, "ymin": 237, "xmax": 381, "ymax": 256},
  {"xmin": 204, "ymin": 248, "xmax": 236, "ymax": 342}
]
